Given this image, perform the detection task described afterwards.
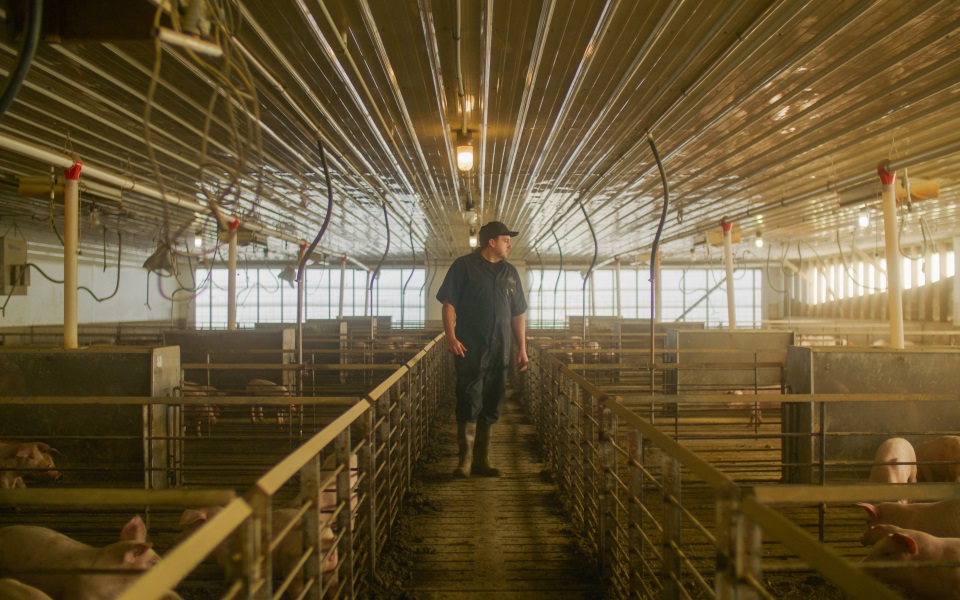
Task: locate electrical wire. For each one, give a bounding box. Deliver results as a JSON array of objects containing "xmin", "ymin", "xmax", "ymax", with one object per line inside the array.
[
  {"xmin": 551, "ymin": 229, "xmax": 562, "ymax": 329},
  {"xmin": 401, "ymin": 223, "xmax": 416, "ymax": 328},
  {"xmin": 77, "ymin": 230, "xmax": 122, "ymax": 303},
  {"xmin": 0, "ymin": 0, "xmax": 43, "ymax": 121},
  {"xmin": 577, "ymin": 199, "xmax": 598, "ymax": 344}
]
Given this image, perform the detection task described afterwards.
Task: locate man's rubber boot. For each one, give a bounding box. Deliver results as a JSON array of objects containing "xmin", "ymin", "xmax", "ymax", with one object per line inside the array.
[
  {"xmin": 453, "ymin": 422, "xmax": 476, "ymax": 478},
  {"xmin": 473, "ymin": 423, "xmax": 501, "ymax": 477}
]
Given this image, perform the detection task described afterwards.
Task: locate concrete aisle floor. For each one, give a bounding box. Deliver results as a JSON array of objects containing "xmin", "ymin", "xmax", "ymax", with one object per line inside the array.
[{"xmin": 401, "ymin": 396, "xmax": 603, "ymax": 599}]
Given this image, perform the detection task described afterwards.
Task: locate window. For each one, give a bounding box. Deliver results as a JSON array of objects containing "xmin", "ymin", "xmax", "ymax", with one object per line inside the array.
[
  {"xmin": 525, "ymin": 266, "xmax": 763, "ymax": 328},
  {"xmin": 196, "ymin": 268, "xmax": 425, "ymax": 329}
]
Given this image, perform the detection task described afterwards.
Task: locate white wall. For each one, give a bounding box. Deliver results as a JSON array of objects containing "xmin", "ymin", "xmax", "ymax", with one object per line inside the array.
[{"xmin": 0, "ymin": 251, "xmax": 189, "ymax": 327}]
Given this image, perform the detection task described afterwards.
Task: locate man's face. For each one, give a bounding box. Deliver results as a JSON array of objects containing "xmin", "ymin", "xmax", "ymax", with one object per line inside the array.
[{"xmin": 488, "ymin": 234, "xmax": 512, "ymax": 259}]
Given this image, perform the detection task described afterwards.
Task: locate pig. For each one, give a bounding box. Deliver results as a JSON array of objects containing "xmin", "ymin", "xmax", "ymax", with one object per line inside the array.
[
  {"xmin": 0, "ymin": 579, "xmax": 54, "ymax": 600},
  {"xmin": 869, "ymin": 438, "xmax": 918, "ymax": 494},
  {"xmin": 245, "ymin": 379, "xmax": 295, "ymax": 425},
  {"xmin": 724, "ymin": 389, "xmax": 781, "ymax": 426},
  {"xmin": 181, "ymin": 382, "xmax": 223, "ymax": 437},
  {"xmin": 857, "ymin": 499, "xmax": 960, "ymax": 540},
  {"xmin": 862, "ymin": 528, "xmax": 960, "ymax": 599},
  {"xmin": 0, "ymin": 516, "xmax": 161, "ymax": 600},
  {"xmin": 0, "ymin": 441, "xmax": 61, "ymax": 488},
  {"xmin": 916, "ymin": 436, "xmax": 960, "ymax": 482},
  {"xmin": 178, "ymin": 506, "xmax": 337, "ymax": 598}
]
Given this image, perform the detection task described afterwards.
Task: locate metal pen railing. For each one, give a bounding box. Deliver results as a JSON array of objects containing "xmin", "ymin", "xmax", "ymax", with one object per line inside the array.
[
  {"xmin": 525, "ymin": 344, "xmax": 909, "ymax": 600},
  {"xmin": 0, "ymin": 333, "xmax": 449, "ymax": 600}
]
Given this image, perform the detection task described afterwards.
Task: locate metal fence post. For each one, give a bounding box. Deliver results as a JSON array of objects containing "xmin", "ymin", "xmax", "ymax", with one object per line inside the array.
[
  {"xmin": 336, "ymin": 429, "xmax": 355, "ymax": 598},
  {"xmin": 582, "ymin": 387, "xmax": 596, "ymax": 542},
  {"xmin": 402, "ymin": 373, "xmax": 412, "ymax": 489},
  {"xmin": 359, "ymin": 404, "xmax": 377, "ymax": 579},
  {"xmin": 662, "ymin": 454, "xmax": 682, "ymax": 600},
  {"xmin": 600, "ymin": 406, "xmax": 618, "ymax": 591},
  {"xmin": 714, "ymin": 493, "xmax": 738, "ymax": 600},
  {"xmin": 300, "ymin": 454, "xmax": 321, "ymax": 600},
  {"xmin": 628, "ymin": 428, "xmax": 648, "ymax": 598},
  {"xmin": 736, "ymin": 508, "xmax": 762, "ymax": 600},
  {"xmin": 246, "ymin": 489, "xmax": 269, "ymax": 600},
  {"xmin": 376, "ymin": 390, "xmax": 391, "ymax": 534}
]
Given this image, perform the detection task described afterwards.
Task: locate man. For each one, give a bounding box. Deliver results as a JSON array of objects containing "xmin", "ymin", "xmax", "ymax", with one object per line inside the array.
[{"xmin": 436, "ymin": 221, "xmax": 528, "ymax": 478}]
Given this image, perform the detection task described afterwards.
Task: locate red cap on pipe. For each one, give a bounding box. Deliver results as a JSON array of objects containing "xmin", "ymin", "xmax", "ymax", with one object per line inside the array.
[
  {"xmin": 877, "ymin": 162, "xmax": 896, "ymax": 185},
  {"xmin": 229, "ymin": 218, "xmax": 240, "ymax": 231},
  {"xmin": 720, "ymin": 220, "xmax": 733, "ymax": 232},
  {"xmin": 64, "ymin": 162, "xmax": 82, "ymax": 181},
  {"xmin": 341, "ymin": 254, "xmax": 347, "ymax": 264}
]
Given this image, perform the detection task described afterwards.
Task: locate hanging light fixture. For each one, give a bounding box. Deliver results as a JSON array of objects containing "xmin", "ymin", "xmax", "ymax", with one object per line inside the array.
[
  {"xmin": 142, "ymin": 243, "xmax": 175, "ymax": 276},
  {"xmin": 456, "ymin": 130, "xmax": 474, "ymax": 172},
  {"xmin": 754, "ymin": 232, "xmax": 763, "ymax": 248},
  {"xmin": 278, "ymin": 265, "xmax": 297, "ymax": 288},
  {"xmin": 468, "ymin": 226, "xmax": 478, "ymax": 248},
  {"xmin": 858, "ymin": 207, "xmax": 870, "ymax": 229},
  {"xmin": 194, "ymin": 230, "xmax": 203, "ymax": 248}
]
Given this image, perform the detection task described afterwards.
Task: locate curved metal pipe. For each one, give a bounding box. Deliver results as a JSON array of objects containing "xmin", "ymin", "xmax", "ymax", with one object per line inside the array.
[
  {"xmin": 578, "ymin": 200, "xmax": 598, "ymax": 344},
  {"xmin": 401, "ymin": 224, "xmax": 416, "ymax": 328},
  {"xmin": 0, "ymin": 0, "xmax": 43, "ymax": 121},
  {"xmin": 647, "ymin": 133, "xmax": 669, "ymax": 362},
  {"xmin": 551, "ymin": 229, "xmax": 563, "ymax": 328},
  {"xmin": 297, "ymin": 140, "xmax": 336, "ymax": 384},
  {"xmin": 369, "ymin": 199, "xmax": 391, "ymax": 319}
]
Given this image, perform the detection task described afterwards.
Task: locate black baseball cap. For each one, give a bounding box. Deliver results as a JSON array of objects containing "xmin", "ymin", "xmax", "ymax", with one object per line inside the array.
[{"xmin": 478, "ymin": 221, "xmax": 519, "ymax": 245}]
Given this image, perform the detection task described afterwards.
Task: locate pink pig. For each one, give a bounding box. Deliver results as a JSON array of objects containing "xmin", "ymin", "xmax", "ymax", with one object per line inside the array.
[
  {"xmin": 857, "ymin": 500, "xmax": 960, "ymax": 542},
  {"xmin": 869, "ymin": 437, "xmax": 917, "ymax": 489},
  {"xmin": 916, "ymin": 436, "xmax": 960, "ymax": 482},
  {"xmin": 179, "ymin": 506, "xmax": 337, "ymax": 598},
  {"xmin": 0, "ymin": 578, "xmax": 54, "ymax": 599},
  {"xmin": 862, "ymin": 527, "xmax": 960, "ymax": 599},
  {"xmin": 0, "ymin": 441, "xmax": 61, "ymax": 488},
  {"xmin": 0, "ymin": 516, "xmax": 161, "ymax": 600}
]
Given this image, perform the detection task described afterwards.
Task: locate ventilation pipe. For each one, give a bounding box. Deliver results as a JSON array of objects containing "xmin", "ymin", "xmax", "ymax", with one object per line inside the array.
[
  {"xmin": 879, "ymin": 163, "xmax": 905, "ymax": 349},
  {"xmin": 226, "ymin": 218, "xmax": 239, "ymax": 331},
  {"xmin": 654, "ymin": 252, "xmax": 662, "ymax": 323},
  {"xmin": 722, "ymin": 220, "xmax": 737, "ymax": 330},
  {"xmin": 63, "ymin": 162, "xmax": 81, "ymax": 349}
]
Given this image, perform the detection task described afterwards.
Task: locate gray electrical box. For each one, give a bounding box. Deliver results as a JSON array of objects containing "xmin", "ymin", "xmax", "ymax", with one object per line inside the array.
[{"xmin": 0, "ymin": 237, "xmax": 29, "ymax": 295}]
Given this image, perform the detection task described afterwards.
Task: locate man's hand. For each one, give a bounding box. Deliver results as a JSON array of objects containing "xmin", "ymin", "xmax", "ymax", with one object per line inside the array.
[
  {"xmin": 447, "ymin": 337, "xmax": 467, "ymax": 357},
  {"xmin": 517, "ymin": 349, "xmax": 529, "ymax": 372}
]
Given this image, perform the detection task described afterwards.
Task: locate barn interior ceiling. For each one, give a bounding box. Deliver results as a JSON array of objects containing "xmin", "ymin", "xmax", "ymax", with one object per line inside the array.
[{"xmin": 0, "ymin": 0, "xmax": 958, "ymax": 270}]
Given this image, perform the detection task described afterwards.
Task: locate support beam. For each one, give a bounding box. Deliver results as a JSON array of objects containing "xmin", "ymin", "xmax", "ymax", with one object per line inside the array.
[
  {"xmin": 722, "ymin": 221, "xmax": 736, "ymax": 329},
  {"xmin": 63, "ymin": 162, "xmax": 81, "ymax": 349},
  {"xmin": 879, "ymin": 165, "xmax": 905, "ymax": 349}
]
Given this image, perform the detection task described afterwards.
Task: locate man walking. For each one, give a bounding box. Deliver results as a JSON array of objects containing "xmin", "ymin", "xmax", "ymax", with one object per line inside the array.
[{"xmin": 436, "ymin": 221, "xmax": 528, "ymax": 478}]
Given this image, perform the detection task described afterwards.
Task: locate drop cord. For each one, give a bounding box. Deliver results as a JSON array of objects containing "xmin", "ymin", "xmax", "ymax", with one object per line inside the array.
[
  {"xmin": 0, "ymin": 0, "xmax": 43, "ymax": 121},
  {"xmin": 647, "ymin": 132, "xmax": 670, "ymax": 367},
  {"xmin": 551, "ymin": 229, "xmax": 562, "ymax": 330},
  {"xmin": 578, "ymin": 199, "xmax": 598, "ymax": 350}
]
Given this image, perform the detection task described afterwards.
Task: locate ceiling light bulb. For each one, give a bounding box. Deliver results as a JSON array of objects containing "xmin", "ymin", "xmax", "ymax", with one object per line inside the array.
[
  {"xmin": 755, "ymin": 232, "xmax": 763, "ymax": 248},
  {"xmin": 468, "ymin": 227, "xmax": 478, "ymax": 248},
  {"xmin": 456, "ymin": 130, "xmax": 474, "ymax": 172},
  {"xmin": 858, "ymin": 208, "xmax": 870, "ymax": 229},
  {"xmin": 194, "ymin": 231, "xmax": 203, "ymax": 248}
]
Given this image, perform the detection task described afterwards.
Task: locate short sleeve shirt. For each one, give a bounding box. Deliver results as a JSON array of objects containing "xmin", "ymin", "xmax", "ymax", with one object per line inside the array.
[{"xmin": 436, "ymin": 252, "xmax": 527, "ymax": 354}]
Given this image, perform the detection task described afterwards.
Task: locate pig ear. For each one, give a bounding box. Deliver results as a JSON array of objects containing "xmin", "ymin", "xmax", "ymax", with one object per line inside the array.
[
  {"xmin": 855, "ymin": 502, "xmax": 880, "ymax": 522},
  {"xmin": 15, "ymin": 444, "xmax": 36, "ymax": 458},
  {"xmin": 122, "ymin": 542, "xmax": 154, "ymax": 564},
  {"xmin": 120, "ymin": 516, "xmax": 148, "ymax": 542},
  {"xmin": 36, "ymin": 443, "xmax": 61, "ymax": 456},
  {"xmin": 889, "ymin": 533, "xmax": 919, "ymax": 555},
  {"xmin": 178, "ymin": 509, "xmax": 208, "ymax": 527}
]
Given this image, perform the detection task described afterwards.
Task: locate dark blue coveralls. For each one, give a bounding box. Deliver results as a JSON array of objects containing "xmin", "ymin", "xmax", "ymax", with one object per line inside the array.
[{"xmin": 436, "ymin": 251, "xmax": 527, "ymax": 425}]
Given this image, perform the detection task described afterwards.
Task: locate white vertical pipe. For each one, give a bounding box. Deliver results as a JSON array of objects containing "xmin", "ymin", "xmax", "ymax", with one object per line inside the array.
[
  {"xmin": 879, "ymin": 165, "xmax": 905, "ymax": 349},
  {"xmin": 614, "ymin": 257, "xmax": 622, "ymax": 318},
  {"xmin": 722, "ymin": 222, "xmax": 737, "ymax": 329},
  {"xmin": 338, "ymin": 254, "xmax": 347, "ymax": 319},
  {"xmin": 654, "ymin": 251, "xmax": 662, "ymax": 323},
  {"xmin": 227, "ymin": 220, "xmax": 238, "ymax": 331},
  {"xmin": 589, "ymin": 271, "xmax": 596, "ymax": 316},
  {"xmin": 63, "ymin": 163, "xmax": 81, "ymax": 349}
]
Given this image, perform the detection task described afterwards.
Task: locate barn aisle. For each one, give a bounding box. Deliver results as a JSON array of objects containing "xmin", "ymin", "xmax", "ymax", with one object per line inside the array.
[{"xmin": 401, "ymin": 395, "xmax": 603, "ymax": 599}]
